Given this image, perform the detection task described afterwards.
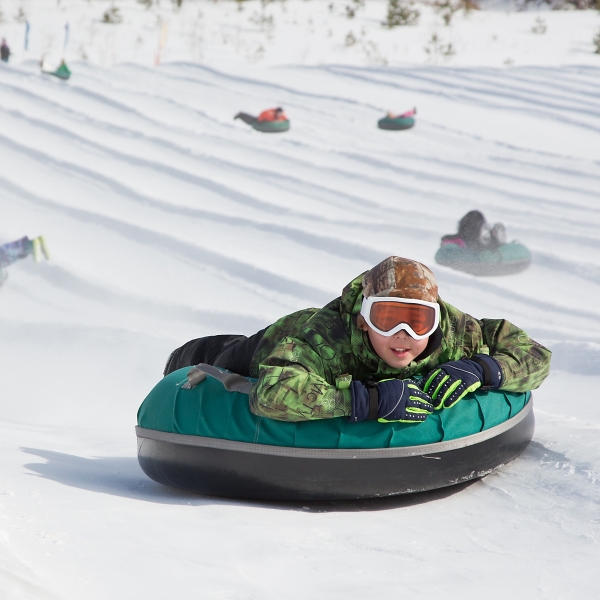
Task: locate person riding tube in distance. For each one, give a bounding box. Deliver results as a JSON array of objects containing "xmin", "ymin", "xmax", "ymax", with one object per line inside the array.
[
  {"xmin": 257, "ymin": 107, "xmax": 288, "ymax": 122},
  {"xmin": 0, "ymin": 236, "xmax": 49, "ymax": 284}
]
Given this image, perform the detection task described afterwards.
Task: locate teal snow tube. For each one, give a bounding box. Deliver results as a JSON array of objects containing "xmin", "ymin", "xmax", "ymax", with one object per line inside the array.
[
  {"xmin": 435, "ymin": 242, "xmax": 532, "ymax": 276},
  {"xmin": 136, "ymin": 364, "xmax": 534, "ymax": 500},
  {"xmin": 42, "ymin": 64, "xmax": 71, "ymax": 81},
  {"xmin": 378, "ymin": 116, "xmax": 415, "ymax": 131},
  {"xmin": 252, "ymin": 120, "xmax": 290, "ymax": 133}
]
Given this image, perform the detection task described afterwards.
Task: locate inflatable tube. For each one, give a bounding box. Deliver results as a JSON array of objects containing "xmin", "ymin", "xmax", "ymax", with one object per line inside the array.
[
  {"xmin": 136, "ymin": 364, "xmax": 534, "ymax": 501},
  {"xmin": 137, "ymin": 365, "xmax": 533, "ymax": 500},
  {"xmin": 252, "ymin": 120, "xmax": 290, "ymax": 133},
  {"xmin": 136, "ymin": 405, "xmax": 533, "ymax": 501},
  {"xmin": 435, "ymin": 242, "xmax": 531, "ymax": 276},
  {"xmin": 42, "ymin": 70, "xmax": 70, "ymax": 80},
  {"xmin": 378, "ymin": 116, "xmax": 415, "ymax": 131}
]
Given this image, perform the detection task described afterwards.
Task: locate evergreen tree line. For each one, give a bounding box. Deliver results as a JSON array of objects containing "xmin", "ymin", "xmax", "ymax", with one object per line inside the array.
[{"xmin": 133, "ymin": 0, "xmax": 599, "ymax": 14}]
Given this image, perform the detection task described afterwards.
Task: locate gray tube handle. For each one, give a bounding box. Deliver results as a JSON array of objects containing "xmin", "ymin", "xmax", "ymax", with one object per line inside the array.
[{"xmin": 181, "ymin": 363, "xmax": 254, "ymax": 394}]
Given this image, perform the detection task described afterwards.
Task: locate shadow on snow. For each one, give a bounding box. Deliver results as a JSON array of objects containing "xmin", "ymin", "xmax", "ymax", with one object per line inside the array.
[{"xmin": 21, "ymin": 447, "xmax": 476, "ymax": 513}]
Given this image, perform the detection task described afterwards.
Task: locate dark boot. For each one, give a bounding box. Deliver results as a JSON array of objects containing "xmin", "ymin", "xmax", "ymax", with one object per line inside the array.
[{"xmin": 234, "ymin": 112, "xmax": 257, "ymax": 126}]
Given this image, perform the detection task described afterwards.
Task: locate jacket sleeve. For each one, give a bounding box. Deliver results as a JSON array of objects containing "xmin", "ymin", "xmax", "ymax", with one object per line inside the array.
[
  {"xmin": 249, "ymin": 336, "xmax": 352, "ymax": 421},
  {"xmin": 479, "ymin": 319, "xmax": 551, "ymax": 392}
]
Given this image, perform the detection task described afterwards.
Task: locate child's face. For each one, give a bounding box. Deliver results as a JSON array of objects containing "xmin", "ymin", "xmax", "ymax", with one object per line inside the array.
[{"xmin": 366, "ymin": 326, "xmax": 429, "ymax": 369}]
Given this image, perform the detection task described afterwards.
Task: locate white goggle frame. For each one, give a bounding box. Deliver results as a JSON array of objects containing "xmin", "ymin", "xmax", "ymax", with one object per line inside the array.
[{"xmin": 360, "ymin": 296, "xmax": 440, "ymax": 340}]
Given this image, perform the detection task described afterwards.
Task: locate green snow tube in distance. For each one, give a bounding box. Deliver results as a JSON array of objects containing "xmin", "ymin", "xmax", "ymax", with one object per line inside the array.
[
  {"xmin": 42, "ymin": 64, "xmax": 72, "ymax": 81},
  {"xmin": 252, "ymin": 120, "xmax": 290, "ymax": 133},
  {"xmin": 378, "ymin": 116, "xmax": 415, "ymax": 131},
  {"xmin": 136, "ymin": 364, "xmax": 533, "ymax": 500},
  {"xmin": 435, "ymin": 242, "xmax": 532, "ymax": 276}
]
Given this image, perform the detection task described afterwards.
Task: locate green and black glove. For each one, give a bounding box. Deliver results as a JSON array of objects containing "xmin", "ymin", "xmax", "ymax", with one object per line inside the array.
[
  {"xmin": 423, "ymin": 355, "xmax": 503, "ymax": 410},
  {"xmin": 350, "ymin": 378, "xmax": 434, "ymax": 423}
]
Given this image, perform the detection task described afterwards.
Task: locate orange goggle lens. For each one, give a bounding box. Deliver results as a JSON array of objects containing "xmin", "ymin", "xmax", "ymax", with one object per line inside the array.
[{"xmin": 369, "ymin": 302, "xmax": 437, "ymax": 336}]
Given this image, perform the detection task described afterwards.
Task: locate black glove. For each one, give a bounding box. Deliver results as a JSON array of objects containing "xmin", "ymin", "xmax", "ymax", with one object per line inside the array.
[
  {"xmin": 350, "ymin": 379, "xmax": 434, "ymax": 423},
  {"xmin": 422, "ymin": 354, "xmax": 503, "ymax": 410}
]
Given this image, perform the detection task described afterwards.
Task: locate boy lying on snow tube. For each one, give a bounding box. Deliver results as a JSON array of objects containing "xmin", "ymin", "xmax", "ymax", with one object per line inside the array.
[{"xmin": 164, "ymin": 256, "xmax": 550, "ymax": 425}]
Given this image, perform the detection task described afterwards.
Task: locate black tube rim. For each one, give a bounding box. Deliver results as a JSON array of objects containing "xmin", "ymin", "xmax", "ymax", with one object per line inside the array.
[{"xmin": 136, "ymin": 399, "xmax": 532, "ymax": 460}]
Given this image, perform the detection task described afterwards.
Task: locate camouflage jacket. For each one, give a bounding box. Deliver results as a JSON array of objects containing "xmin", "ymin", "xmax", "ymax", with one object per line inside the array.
[{"xmin": 248, "ymin": 273, "xmax": 551, "ymax": 421}]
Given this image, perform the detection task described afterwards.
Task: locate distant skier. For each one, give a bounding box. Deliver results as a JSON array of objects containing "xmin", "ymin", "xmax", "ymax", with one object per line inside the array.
[
  {"xmin": 0, "ymin": 38, "xmax": 10, "ymax": 62},
  {"xmin": 234, "ymin": 107, "xmax": 288, "ymax": 126},
  {"xmin": 0, "ymin": 236, "xmax": 49, "ymax": 284},
  {"xmin": 441, "ymin": 210, "xmax": 507, "ymax": 250}
]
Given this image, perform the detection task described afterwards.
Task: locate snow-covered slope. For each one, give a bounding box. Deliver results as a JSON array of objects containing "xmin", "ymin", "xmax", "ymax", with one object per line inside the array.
[{"xmin": 1, "ymin": 55, "xmax": 599, "ymax": 598}]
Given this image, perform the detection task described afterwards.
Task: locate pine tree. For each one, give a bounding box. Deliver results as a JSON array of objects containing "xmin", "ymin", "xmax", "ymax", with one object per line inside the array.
[{"xmin": 382, "ymin": 0, "xmax": 420, "ymax": 28}]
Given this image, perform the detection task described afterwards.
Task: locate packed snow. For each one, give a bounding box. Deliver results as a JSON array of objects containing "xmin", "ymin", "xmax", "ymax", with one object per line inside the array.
[{"xmin": 1, "ymin": 1, "xmax": 600, "ymax": 598}]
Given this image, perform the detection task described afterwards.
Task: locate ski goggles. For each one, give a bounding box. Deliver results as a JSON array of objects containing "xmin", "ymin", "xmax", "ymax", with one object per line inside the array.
[{"xmin": 359, "ymin": 296, "xmax": 440, "ymax": 339}]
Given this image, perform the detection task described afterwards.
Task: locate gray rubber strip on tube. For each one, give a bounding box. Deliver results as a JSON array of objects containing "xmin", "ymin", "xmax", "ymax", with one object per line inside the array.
[{"xmin": 183, "ymin": 363, "xmax": 254, "ymax": 394}]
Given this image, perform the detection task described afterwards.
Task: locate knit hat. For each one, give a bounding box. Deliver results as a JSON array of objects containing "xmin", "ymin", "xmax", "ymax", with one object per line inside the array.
[{"xmin": 361, "ymin": 256, "xmax": 438, "ymax": 302}]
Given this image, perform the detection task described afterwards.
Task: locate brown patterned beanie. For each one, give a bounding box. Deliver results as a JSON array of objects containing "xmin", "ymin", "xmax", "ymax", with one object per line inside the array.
[{"xmin": 362, "ymin": 256, "xmax": 438, "ymax": 302}]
